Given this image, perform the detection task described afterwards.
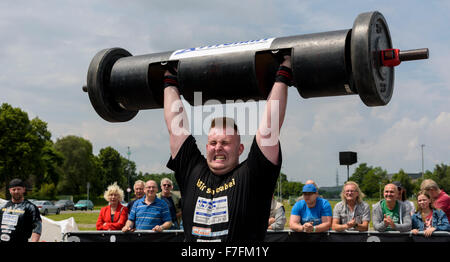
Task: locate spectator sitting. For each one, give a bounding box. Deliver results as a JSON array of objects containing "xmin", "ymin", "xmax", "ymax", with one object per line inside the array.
[
  {"xmin": 122, "ymin": 180, "xmax": 172, "ymax": 232},
  {"xmin": 268, "ymin": 195, "xmax": 286, "ymax": 230},
  {"xmin": 372, "ymin": 183, "xmax": 411, "ymax": 232},
  {"xmin": 289, "ymin": 184, "xmax": 332, "ymax": 233},
  {"xmin": 332, "ymin": 181, "xmax": 370, "ymax": 232},
  {"xmin": 96, "ymin": 182, "xmax": 128, "ymax": 231},
  {"xmin": 411, "ymin": 190, "xmax": 450, "ymax": 237},
  {"xmin": 420, "ymin": 179, "xmax": 450, "ymax": 220}
]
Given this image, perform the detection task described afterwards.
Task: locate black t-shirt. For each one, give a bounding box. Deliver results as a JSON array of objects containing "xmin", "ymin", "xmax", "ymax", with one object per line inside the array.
[
  {"xmin": 161, "ymin": 196, "xmax": 177, "ymax": 223},
  {"xmin": 167, "ymin": 135, "xmax": 281, "ymax": 242},
  {"xmin": 127, "ymin": 199, "xmax": 137, "ymax": 214},
  {"xmin": 0, "ymin": 199, "xmax": 42, "ymax": 242}
]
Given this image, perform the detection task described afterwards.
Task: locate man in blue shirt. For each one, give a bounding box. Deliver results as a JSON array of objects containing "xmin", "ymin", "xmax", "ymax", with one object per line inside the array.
[
  {"xmin": 122, "ymin": 180, "xmax": 172, "ymax": 232},
  {"xmin": 289, "ymin": 184, "xmax": 332, "ymax": 233}
]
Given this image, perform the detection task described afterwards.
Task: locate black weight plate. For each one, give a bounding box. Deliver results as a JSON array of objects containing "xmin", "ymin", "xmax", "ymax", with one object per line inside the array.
[
  {"xmin": 351, "ymin": 11, "xmax": 394, "ymax": 106},
  {"xmin": 86, "ymin": 48, "xmax": 138, "ymax": 122}
]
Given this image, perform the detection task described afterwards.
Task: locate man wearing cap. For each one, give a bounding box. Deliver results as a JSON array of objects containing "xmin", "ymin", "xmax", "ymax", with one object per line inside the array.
[
  {"xmin": 0, "ymin": 179, "xmax": 42, "ymax": 242},
  {"xmin": 289, "ymin": 184, "xmax": 332, "ymax": 233}
]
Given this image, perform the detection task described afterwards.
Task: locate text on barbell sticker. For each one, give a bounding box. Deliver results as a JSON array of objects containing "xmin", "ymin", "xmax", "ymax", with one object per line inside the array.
[{"xmin": 170, "ymin": 38, "xmax": 276, "ymax": 59}]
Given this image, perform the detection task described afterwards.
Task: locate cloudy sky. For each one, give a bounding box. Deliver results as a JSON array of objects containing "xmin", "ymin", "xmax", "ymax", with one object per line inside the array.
[{"xmin": 1, "ymin": 0, "xmax": 449, "ymax": 187}]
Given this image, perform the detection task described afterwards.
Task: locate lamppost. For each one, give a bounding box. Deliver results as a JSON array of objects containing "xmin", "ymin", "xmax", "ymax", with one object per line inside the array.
[
  {"xmin": 87, "ymin": 182, "xmax": 90, "ymax": 201},
  {"xmin": 421, "ymin": 144, "xmax": 425, "ymax": 179},
  {"xmin": 278, "ymin": 175, "xmax": 282, "ymax": 201},
  {"xmin": 127, "ymin": 146, "xmax": 131, "ymax": 202}
]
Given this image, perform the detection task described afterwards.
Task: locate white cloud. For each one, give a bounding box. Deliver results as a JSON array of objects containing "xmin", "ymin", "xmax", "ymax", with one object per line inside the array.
[
  {"xmin": 1, "ymin": 0, "xmax": 449, "ymax": 187},
  {"xmin": 353, "ymin": 111, "xmax": 450, "ymax": 174}
]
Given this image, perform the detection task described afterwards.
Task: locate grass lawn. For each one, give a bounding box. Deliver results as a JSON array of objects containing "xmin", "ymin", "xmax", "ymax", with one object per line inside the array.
[{"xmin": 46, "ymin": 208, "xmax": 101, "ymax": 231}]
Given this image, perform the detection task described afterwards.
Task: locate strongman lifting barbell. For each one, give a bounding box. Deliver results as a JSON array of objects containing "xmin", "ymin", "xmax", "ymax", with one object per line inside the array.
[{"xmin": 82, "ymin": 11, "xmax": 429, "ymax": 123}]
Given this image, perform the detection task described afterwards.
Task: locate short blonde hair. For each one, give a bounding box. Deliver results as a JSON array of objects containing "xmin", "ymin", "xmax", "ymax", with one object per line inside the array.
[
  {"xmin": 420, "ymin": 179, "xmax": 440, "ymax": 191},
  {"xmin": 340, "ymin": 181, "xmax": 365, "ymax": 204},
  {"xmin": 103, "ymin": 182, "xmax": 124, "ymax": 202}
]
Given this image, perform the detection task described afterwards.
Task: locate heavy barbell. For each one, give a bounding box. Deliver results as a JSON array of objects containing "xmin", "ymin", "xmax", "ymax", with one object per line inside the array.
[{"xmin": 83, "ymin": 11, "xmax": 429, "ymax": 122}]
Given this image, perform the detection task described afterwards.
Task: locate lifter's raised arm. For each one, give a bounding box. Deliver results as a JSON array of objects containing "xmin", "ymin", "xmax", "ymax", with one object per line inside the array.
[
  {"xmin": 256, "ymin": 56, "xmax": 291, "ymax": 165},
  {"xmin": 163, "ymin": 70, "xmax": 190, "ymax": 159}
]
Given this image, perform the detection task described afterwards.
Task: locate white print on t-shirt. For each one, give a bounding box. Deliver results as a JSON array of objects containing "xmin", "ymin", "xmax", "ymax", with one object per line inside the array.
[
  {"xmin": 1, "ymin": 234, "xmax": 10, "ymax": 241},
  {"xmin": 193, "ymin": 196, "xmax": 228, "ymax": 225},
  {"xmin": 2, "ymin": 213, "xmax": 19, "ymax": 226},
  {"xmin": 192, "ymin": 226, "xmax": 229, "ymax": 238}
]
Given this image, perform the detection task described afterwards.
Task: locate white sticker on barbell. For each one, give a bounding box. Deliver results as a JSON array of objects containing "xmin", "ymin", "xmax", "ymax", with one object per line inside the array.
[
  {"xmin": 344, "ymin": 84, "xmax": 353, "ymax": 94},
  {"xmin": 170, "ymin": 38, "xmax": 275, "ymax": 60}
]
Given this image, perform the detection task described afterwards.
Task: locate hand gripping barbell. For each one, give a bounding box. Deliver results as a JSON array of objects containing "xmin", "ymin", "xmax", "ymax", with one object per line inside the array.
[{"xmin": 83, "ymin": 11, "xmax": 429, "ymax": 122}]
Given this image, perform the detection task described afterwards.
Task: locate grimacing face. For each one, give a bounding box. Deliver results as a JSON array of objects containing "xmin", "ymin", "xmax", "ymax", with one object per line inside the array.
[{"xmin": 206, "ymin": 127, "xmax": 244, "ymax": 175}]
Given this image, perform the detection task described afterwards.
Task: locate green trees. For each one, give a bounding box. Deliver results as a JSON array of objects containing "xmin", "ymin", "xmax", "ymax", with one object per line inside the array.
[
  {"xmin": 0, "ymin": 103, "xmax": 138, "ymax": 200},
  {"xmin": 97, "ymin": 146, "xmax": 139, "ymax": 200},
  {"xmin": 53, "ymin": 137, "xmax": 138, "ymax": 200},
  {"xmin": 98, "ymin": 147, "xmax": 126, "ymax": 191},
  {"xmin": 349, "ymin": 163, "xmax": 450, "ymax": 199},
  {"xmin": 391, "ymin": 169, "xmax": 414, "ymax": 198},
  {"xmin": 139, "ymin": 172, "xmax": 178, "ymax": 191},
  {"xmin": 53, "ymin": 135, "xmax": 96, "ymax": 196},
  {"xmin": 0, "ymin": 103, "xmax": 61, "ymax": 198},
  {"xmin": 424, "ymin": 164, "xmax": 450, "ymax": 193},
  {"xmin": 349, "ymin": 163, "xmax": 388, "ymax": 199},
  {"xmin": 273, "ymin": 173, "xmax": 304, "ymax": 199}
]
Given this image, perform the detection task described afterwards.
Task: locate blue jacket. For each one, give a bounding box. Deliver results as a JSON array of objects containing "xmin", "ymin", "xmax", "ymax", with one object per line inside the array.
[{"xmin": 411, "ymin": 209, "xmax": 450, "ymax": 232}]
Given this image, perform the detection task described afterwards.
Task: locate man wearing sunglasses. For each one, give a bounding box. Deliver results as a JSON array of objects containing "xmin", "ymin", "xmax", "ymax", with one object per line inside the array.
[{"xmin": 157, "ymin": 178, "xmax": 181, "ymax": 229}]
